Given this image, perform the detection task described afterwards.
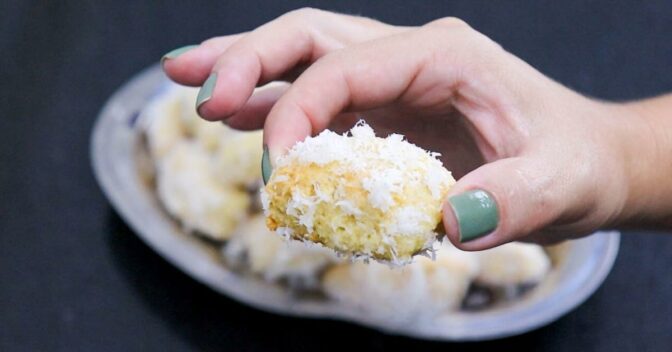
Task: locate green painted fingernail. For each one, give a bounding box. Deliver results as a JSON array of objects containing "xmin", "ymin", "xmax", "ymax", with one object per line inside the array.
[
  {"xmin": 448, "ymin": 189, "xmax": 499, "ymax": 242},
  {"xmin": 196, "ymin": 73, "xmax": 217, "ymax": 110},
  {"xmin": 262, "ymin": 145, "xmax": 272, "ymax": 185},
  {"xmin": 161, "ymin": 45, "xmax": 198, "ymax": 64}
]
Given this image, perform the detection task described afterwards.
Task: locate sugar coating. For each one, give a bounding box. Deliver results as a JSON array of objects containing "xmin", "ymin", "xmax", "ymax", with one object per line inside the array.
[{"xmin": 262, "ymin": 121, "xmax": 456, "ymax": 264}]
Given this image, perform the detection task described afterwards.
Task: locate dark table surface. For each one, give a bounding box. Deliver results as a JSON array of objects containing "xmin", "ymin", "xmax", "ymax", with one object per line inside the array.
[{"xmin": 2, "ymin": 1, "xmax": 672, "ymax": 351}]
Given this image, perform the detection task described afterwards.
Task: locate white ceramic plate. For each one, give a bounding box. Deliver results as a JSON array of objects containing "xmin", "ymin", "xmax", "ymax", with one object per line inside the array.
[{"xmin": 91, "ymin": 64, "xmax": 620, "ymax": 341}]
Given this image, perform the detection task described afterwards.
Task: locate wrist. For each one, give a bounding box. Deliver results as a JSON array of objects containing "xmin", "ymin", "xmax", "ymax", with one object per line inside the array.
[{"xmin": 612, "ymin": 98, "xmax": 672, "ymax": 228}]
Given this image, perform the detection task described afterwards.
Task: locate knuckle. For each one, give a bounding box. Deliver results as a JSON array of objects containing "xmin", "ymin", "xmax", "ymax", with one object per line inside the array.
[
  {"xmin": 313, "ymin": 49, "xmax": 344, "ymax": 69},
  {"xmin": 200, "ymin": 37, "xmax": 221, "ymax": 48},
  {"xmin": 422, "ymin": 17, "xmax": 478, "ymax": 42},
  {"xmin": 284, "ymin": 7, "xmax": 323, "ymax": 22},
  {"xmin": 420, "ymin": 17, "xmax": 503, "ymax": 56},
  {"xmin": 426, "ymin": 16, "xmax": 470, "ymax": 30},
  {"xmin": 417, "ymin": 19, "xmax": 466, "ymax": 44}
]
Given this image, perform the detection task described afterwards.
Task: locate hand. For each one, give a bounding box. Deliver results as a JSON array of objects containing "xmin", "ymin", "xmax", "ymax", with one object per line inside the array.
[{"xmin": 162, "ymin": 8, "xmax": 668, "ymax": 250}]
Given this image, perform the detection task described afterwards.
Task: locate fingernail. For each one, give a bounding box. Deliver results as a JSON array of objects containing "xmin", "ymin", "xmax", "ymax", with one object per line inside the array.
[
  {"xmin": 261, "ymin": 145, "xmax": 272, "ymax": 185},
  {"xmin": 448, "ymin": 189, "xmax": 499, "ymax": 242},
  {"xmin": 161, "ymin": 45, "xmax": 198, "ymax": 64},
  {"xmin": 196, "ymin": 73, "xmax": 217, "ymax": 111}
]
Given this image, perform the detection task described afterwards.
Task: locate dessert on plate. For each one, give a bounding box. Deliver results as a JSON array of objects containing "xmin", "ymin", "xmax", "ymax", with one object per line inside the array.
[{"xmin": 138, "ymin": 83, "xmax": 554, "ymax": 320}]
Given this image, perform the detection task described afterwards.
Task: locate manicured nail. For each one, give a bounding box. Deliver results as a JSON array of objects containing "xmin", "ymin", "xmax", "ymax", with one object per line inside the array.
[
  {"xmin": 196, "ymin": 73, "xmax": 217, "ymax": 111},
  {"xmin": 448, "ymin": 189, "xmax": 499, "ymax": 242},
  {"xmin": 261, "ymin": 145, "xmax": 272, "ymax": 185},
  {"xmin": 161, "ymin": 45, "xmax": 198, "ymax": 64}
]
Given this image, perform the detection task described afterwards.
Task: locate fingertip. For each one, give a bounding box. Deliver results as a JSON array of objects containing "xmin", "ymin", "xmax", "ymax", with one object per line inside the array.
[
  {"xmin": 162, "ymin": 34, "xmax": 247, "ymax": 86},
  {"xmin": 195, "ymin": 73, "xmax": 219, "ymax": 120},
  {"xmin": 161, "ymin": 45, "xmax": 219, "ymax": 86},
  {"xmin": 161, "ymin": 44, "xmax": 199, "ymax": 67},
  {"xmin": 162, "ymin": 44, "xmax": 199, "ymax": 59},
  {"xmin": 443, "ymin": 215, "xmax": 505, "ymax": 251},
  {"xmin": 442, "ymin": 188, "xmax": 504, "ymax": 251},
  {"xmin": 442, "ymin": 199, "xmax": 462, "ymax": 246},
  {"xmin": 196, "ymin": 70, "xmax": 256, "ymax": 121}
]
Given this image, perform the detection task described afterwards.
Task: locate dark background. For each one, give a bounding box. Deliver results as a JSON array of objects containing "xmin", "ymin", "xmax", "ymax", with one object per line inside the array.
[{"xmin": 2, "ymin": 1, "xmax": 672, "ymax": 351}]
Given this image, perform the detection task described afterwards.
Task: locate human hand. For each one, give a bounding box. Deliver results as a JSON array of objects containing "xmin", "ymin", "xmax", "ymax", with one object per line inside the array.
[{"xmin": 162, "ymin": 8, "xmax": 666, "ymax": 250}]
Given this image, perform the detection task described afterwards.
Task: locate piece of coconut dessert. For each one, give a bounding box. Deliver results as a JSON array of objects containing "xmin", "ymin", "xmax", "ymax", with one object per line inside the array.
[
  {"xmin": 321, "ymin": 239, "xmax": 479, "ymax": 323},
  {"xmin": 224, "ymin": 214, "xmax": 339, "ymax": 289},
  {"xmin": 261, "ymin": 121, "xmax": 455, "ymax": 264}
]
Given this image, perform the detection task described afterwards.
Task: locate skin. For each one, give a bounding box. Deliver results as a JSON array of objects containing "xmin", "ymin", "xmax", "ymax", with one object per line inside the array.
[{"xmin": 163, "ymin": 8, "xmax": 672, "ymax": 251}]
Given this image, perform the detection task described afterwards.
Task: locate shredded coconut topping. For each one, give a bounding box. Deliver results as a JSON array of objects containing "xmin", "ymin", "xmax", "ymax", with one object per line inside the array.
[{"xmin": 275, "ymin": 120, "xmax": 452, "ymax": 211}]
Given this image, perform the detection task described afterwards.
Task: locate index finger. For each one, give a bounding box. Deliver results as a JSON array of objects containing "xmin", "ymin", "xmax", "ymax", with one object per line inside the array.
[
  {"xmin": 263, "ymin": 28, "xmax": 443, "ymax": 160},
  {"xmin": 264, "ymin": 19, "xmax": 524, "ymax": 162}
]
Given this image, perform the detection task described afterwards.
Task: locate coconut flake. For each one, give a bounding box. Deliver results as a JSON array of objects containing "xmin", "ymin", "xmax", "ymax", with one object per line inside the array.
[{"xmin": 385, "ymin": 206, "xmax": 431, "ymax": 236}]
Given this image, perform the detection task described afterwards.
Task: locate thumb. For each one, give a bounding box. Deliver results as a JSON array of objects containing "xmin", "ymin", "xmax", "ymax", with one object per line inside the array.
[{"xmin": 442, "ymin": 157, "xmax": 563, "ymax": 251}]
